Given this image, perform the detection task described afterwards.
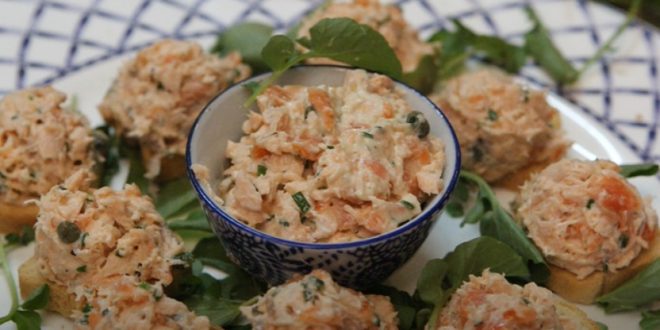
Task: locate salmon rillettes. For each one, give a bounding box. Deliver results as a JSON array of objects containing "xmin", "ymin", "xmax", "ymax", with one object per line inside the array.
[
  {"xmin": 99, "ymin": 39, "xmax": 250, "ymax": 179},
  {"xmin": 514, "ymin": 159, "xmax": 658, "ymax": 279},
  {"xmin": 0, "ymin": 87, "xmax": 98, "ymax": 205},
  {"xmin": 241, "ymin": 269, "xmax": 398, "ymax": 330},
  {"xmin": 296, "ymin": 0, "xmax": 434, "ymax": 73},
  {"xmin": 437, "ymin": 270, "xmax": 590, "ymax": 330},
  {"xmin": 430, "ymin": 69, "xmax": 568, "ymax": 183},
  {"xmin": 198, "ymin": 70, "xmax": 446, "ymax": 243},
  {"xmin": 34, "ymin": 170, "xmax": 210, "ymax": 329}
]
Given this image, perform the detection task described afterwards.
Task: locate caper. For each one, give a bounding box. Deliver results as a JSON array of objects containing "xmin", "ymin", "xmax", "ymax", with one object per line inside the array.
[
  {"xmin": 57, "ymin": 221, "xmax": 81, "ymax": 244},
  {"xmin": 406, "ymin": 111, "xmax": 430, "ymax": 138}
]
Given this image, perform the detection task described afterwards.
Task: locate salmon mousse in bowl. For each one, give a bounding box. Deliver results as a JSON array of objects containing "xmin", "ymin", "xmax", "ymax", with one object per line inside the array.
[{"xmin": 186, "ymin": 66, "xmax": 460, "ymax": 288}]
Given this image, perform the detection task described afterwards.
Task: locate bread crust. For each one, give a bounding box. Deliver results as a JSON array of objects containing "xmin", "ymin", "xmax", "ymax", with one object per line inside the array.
[
  {"xmin": 0, "ymin": 201, "xmax": 38, "ymax": 234},
  {"xmin": 554, "ymin": 299, "xmax": 600, "ymax": 330},
  {"xmin": 18, "ymin": 256, "xmax": 83, "ymax": 317},
  {"xmin": 547, "ymin": 231, "xmax": 660, "ymax": 304}
]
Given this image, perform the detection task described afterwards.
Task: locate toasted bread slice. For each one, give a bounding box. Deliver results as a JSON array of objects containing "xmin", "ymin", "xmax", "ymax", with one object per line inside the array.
[
  {"xmin": 0, "ymin": 201, "xmax": 38, "ymax": 234},
  {"xmin": 555, "ymin": 299, "xmax": 600, "ymax": 329},
  {"xmin": 547, "ymin": 231, "xmax": 660, "ymax": 304},
  {"xmin": 18, "ymin": 256, "xmax": 83, "ymax": 317}
]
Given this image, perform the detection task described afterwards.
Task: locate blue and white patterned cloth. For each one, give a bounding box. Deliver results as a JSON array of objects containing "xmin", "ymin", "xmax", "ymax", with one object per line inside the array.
[{"xmin": 0, "ymin": 0, "xmax": 658, "ymax": 162}]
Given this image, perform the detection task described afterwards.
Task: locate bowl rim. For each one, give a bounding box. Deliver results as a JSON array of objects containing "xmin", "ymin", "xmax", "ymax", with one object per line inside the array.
[{"xmin": 186, "ymin": 64, "xmax": 461, "ymax": 250}]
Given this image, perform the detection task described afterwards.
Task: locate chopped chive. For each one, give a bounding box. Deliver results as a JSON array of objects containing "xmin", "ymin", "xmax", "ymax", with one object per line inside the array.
[
  {"xmin": 138, "ymin": 282, "xmax": 151, "ymax": 291},
  {"xmin": 257, "ymin": 164, "xmax": 267, "ymax": 176},
  {"xmin": 487, "ymin": 109, "xmax": 498, "ymax": 121},
  {"xmin": 76, "ymin": 265, "xmax": 87, "ymax": 273},
  {"xmin": 362, "ymin": 131, "xmax": 374, "ymax": 139},
  {"xmin": 292, "ymin": 192, "xmax": 311, "ymax": 213},
  {"xmin": 278, "ymin": 220, "xmax": 290, "ymax": 227},
  {"xmin": 586, "ymin": 199, "xmax": 595, "ymax": 209},
  {"xmin": 327, "ymin": 145, "xmax": 334, "ymax": 149},
  {"xmin": 400, "ymin": 200, "xmax": 415, "ymax": 210}
]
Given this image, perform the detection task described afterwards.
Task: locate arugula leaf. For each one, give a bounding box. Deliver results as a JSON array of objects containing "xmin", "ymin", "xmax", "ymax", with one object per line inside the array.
[
  {"xmin": 245, "ymin": 18, "xmax": 402, "ymax": 106},
  {"xmin": 596, "ymin": 321, "xmax": 609, "ymax": 330},
  {"xmin": 620, "ymin": 163, "xmax": 659, "ymax": 178},
  {"xmin": 20, "ymin": 285, "xmax": 49, "ymax": 310},
  {"xmin": 596, "ymin": 259, "xmax": 660, "ymax": 313},
  {"xmin": 156, "ymin": 178, "xmax": 198, "ymax": 219},
  {"xmin": 415, "ymin": 236, "xmax": 530, "ymax": 329},
  {"xmin": 211, "ymin": 22, "xmax": 274, "ymax": 74},
  {"xmin": 11, "ymin": 310, "xmax": 41, "ymax": 330},
  {"xmin": 640, "ymin": 310, "xmax": 660, "ymax": 330},
  {"xmin": 524, "ymin": 7, "xmax": 579, "ymax": 84},
  {"xmin": 185, "ymin": 294, "xmax": 244, "ymax": 326},
  {"xmin": 458, "ymin": 170, "xmax": 549, "ymax": 284},
  {"xmin": 452, "ymin": 21, "xmax": 526, "ymax": 73}
]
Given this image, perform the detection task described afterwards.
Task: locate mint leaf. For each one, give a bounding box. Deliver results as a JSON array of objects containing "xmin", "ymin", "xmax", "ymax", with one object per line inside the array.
[
  {"xmin": 596, "ymin": 259, "xmax": 660, "ymax": 313},
  {"xmin": 11, "ymin": 311, "xmax": 41, "ymax": 330},
  {"xmin": 640, "ymin": 310, "xmax": 660, "ymax": 330},
  {"xmin": 401, "ymin": 54, "xmax": 438, "ymax": 94},
  {"xmin": 306, "ymin": 18, "xmax": 402, "ymax": 79},
  {"xmin": 156, "ymin": 178, "xmax": 198, "ymax": 219},
  {"xmin": 620, "ymin": 163, "xmax": 659, "ymax": 178},
  {"xmin": 20, "ymin": 285, "xmax": 49, "ymax": 310},
  {"xmin": 211, "ymin": 22, "xmax": 274, "ymax": 74},
  {"xmin": 261, "ymin": 35, "xmax": 299, "ymax": 71}
]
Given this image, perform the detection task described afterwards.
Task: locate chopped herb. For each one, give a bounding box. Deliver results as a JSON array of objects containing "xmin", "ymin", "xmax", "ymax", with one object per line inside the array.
[
  {"xmin": 400, "ymin": 200, "xmax": 415, "ymax": 210},
  {"xmin": 487, "ymin": 109, "xmax": 498, "ymax": 121},
  {"xmin": 80, "ymin": 232, "xmax": 88, "ymax": 249},
  {"xmin": 587, "ymin": 199, "xmax": 595, "ymax": 209},
  {"xmin": 257, "ymin": 164, "xmax": 267, "ymax": 176},
  {"xmin": 76, "ymin": 265, "xmax": 87, "ymax": 273},
  {"xmin": 156, "ymin": 81, "xmax": 165, "ymax": 90},
  {"xmin": 82, "ymin": 303, "xmax": 92, "ymax": 314},
  {"xmin": 619, "ymin": 163, "xmax": 659, "ymax": 178},
  {"xmin": 138, "ymin": 282, "xmax": 151, "ymax": 291},
  {"xmin": 302, "ymin": 276, "xmax": 324, "ymax": 302},
  {"xmin": 278, "ymin": 220, "xmax": 290, "ymax": 227},
  {"xmin": 362, "ymin": 131, "xmax": 374, "ymax": 139},
  {"xmin": 326, "ymin": 145, "xmax": 334, "ymax": 149},
  {"xmin": 619, "ymin": 234, "xmax": 629, "ymax": 248},
  {"xmin": 56, "ymin": 221, "xmax": 81, "ymax": 244},
  {"xmin": 292, "ymin": 192, "xmax": 311, "ymax": 213},
  {"xmin": 304, "ymin": 105, "xmax": 316, "ymax": 119},
  {"xmin": 471, "ymin": 145, "xmax": 484, "ymax": 162}
]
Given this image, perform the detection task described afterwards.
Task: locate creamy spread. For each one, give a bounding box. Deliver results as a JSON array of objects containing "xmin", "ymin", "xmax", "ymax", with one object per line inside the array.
[
  {"xmin": 515, "ymin": 159, "xmax": 657, "ymax": 279},
  {"xmin": 437, "ymin": 270, "xmax": 580, "ymax": 330},
  {"xmin": 297, "ymin": 0, "xmax": 434, "ymax": 73},
  {"xmin": 203, "ymin": 70, "xmax": 445, "ymax": 243},
  {"xmin": 35, "ymin": 170, "xmax": 209, "ymax": 329},
  {"xmin": 72, "ymin": 276, "xmax": 209, "ymax": 330},
  {"xmin": 99, "ymin": 39, "xmax": 251, "ymax": 178},
  {"xmin": 430, "ymin": 69, "xmax": 568, "ymax": 182},
  {"xmin": 0, "ymin": 87, "xmax": 97, "ymax": 204},
  {"xmin": 241, "ymin": 269, "xmax": 397, "ymax": 330}
]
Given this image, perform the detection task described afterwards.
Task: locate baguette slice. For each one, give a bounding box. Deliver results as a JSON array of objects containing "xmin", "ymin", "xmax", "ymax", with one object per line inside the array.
[
  {"xmin": 547, "ymin": 231, "xmax": 660, "ymax": 304},
  {"xmin": 555, "ymin": 299, "xmax": 600, "ymax": 330},
  {"xmin": 18, "ymin": 256, "xmax": 84, "ymax": 317},
  {"xmin": 0, "ymin": 201, "xmax": 38, "ymax": 234}
]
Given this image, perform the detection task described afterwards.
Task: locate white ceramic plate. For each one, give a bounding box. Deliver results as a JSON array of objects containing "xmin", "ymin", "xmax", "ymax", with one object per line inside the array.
[{"xmin": 0, "ymin": 0, "xmax": 658, "ymax": 329}]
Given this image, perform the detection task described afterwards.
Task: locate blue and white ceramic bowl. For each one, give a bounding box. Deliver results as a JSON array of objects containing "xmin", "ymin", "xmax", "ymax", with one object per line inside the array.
[{"xmin": 186, "ymin": 66, "xmax": 461, "ymax": 288}]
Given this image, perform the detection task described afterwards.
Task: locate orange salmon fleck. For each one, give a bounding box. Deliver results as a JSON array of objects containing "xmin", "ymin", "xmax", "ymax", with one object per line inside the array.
[
  {"xmin": 308, "ymin": 88, "xmax": 335, "ymax": 132},
  {"xmin": 365, "ymin": 160, "xmax": 388, "ymax": 179},
  {"xmin": 598, "ymin": 176, "xmax": 639, "ymax": 214},
  {"xmin": 251, "ymin": 146, "xmax": 270, "ymax": 159}
]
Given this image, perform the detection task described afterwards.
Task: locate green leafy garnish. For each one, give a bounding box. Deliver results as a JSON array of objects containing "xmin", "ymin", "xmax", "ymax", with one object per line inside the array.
[
  {"xmin": 401, "ymin": 54, "xmax": 438, "ymax": 94},
  {"xmin": 619, "ymin": 163, "xmax": 659, "ymax": 178},
  {"xmin": 415, "ymin": 236, "xmax": 530, "ymax": 329},
  {"xmin": 244, "ymin": 17, "xmax": 402, "ymax": 106},
  {"xmin": 0, "ymin": 234, "xmax": 50, "ymax": 329},
  {"xmin": 596, "ymin": 259, "xmax": 660, "ymax": 313},
  {"xmin": 292, "ymin": 192, "xmax": 311, "ymax": 213},
  {"xmin": 4, "ymin": 226, "xmax": 35, "ymax": 249},
  {"xmin": 453, "ymin": 170, "xmax": 549, "ymax": 283},
  {"xmin": 257, "ymin": 164, "xmax": 267, "ymax": 176},
  {"xmin": 640, "ymin": 310, "xmax": 660, "ymax": 330},
  {"xmin": 92, "ymin": 125, "xmax": 120, "ymax": 187},
  {"xmin": 211, "ymin": 22, "xmax": 274, "ymax": 74},
  {"xmin": 166, "ymin": 237, "xmax": 267, "ymax": 328},
  {"xmin": 123, "ymin": 144, "xmax": 150, "ymax": 195}
]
